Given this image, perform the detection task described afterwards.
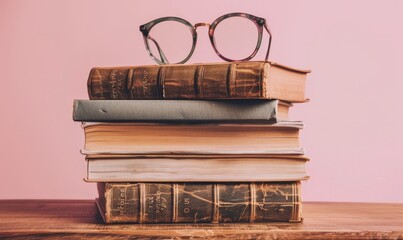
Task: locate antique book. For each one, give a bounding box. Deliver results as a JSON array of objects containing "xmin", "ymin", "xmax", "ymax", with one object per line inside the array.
[
  {"xmin": 81, "ymin": 121, "xmax": 303, "ymax": 155},
  {"xmin": 85, "ymin": 154, "xmax": 309, "ymax": 182},
  {"xmin": 96, "ymin": 182, "xmax": 302, "ymax": 224},
  {"xmin": 72, "ymin": 99, "xmax": 291, "ymax": 122},
  {"xmin": 88, "ymin": 61, "xmax": 310, "ymax": 102}
]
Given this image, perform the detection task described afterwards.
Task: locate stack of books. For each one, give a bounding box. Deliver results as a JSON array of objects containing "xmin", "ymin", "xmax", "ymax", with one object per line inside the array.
[{"xmin": 73, "ymin": 61, "xmax": 310, "ymax": 223}]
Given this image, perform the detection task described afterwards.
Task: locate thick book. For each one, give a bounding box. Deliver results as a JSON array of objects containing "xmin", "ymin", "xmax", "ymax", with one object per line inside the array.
[
  {"xmin": 72, "ymin": 99, "xmax": 291, "ymax": 122},
  {"xmin": 81, "ymin": 121, "xmax": 303, "ymax": 155},
  {"xmin": 88, "ymin": 61, "xmax": 310, "ymax": 102},
  {"xmin": 85, "ymin": 154, "xmax": 309, "ymax": 182},
  {"xmin": 96, "ymin": 182, "xmax": 302, "ymax": 223}
]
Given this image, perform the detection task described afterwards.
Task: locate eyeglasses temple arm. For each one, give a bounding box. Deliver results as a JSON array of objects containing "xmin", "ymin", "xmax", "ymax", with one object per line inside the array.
[
  {"xmin": 264, "ymin": 22, "xmax": 272, "ymax": 61},
  {"xmin": 147, "ymin": 35, "xmax": 170, "ymax": 64}
]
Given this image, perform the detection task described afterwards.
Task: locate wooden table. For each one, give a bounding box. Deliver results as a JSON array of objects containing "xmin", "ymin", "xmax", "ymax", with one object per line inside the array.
[{"xmin": 0, "ymin": 200, "xmax": 402, "ymax": 239}]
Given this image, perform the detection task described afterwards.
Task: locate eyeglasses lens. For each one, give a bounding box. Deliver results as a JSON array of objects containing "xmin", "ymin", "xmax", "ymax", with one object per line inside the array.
[
  {"xmin": 213, "ymin": 16, "xmax": 259, "ymax": 61},
  {"xmin": 147, "ymin": 20, "xmax": 193, "ymax": 64}
]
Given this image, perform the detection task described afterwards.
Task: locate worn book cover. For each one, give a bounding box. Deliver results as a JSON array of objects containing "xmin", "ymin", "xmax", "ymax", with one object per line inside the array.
[
  {"xmin": 72, "ymin": 99, "xmax": 291, "ymax": 122},
  {"xmin": 96, "ymin": 182, "xmax": 302, "ymax": 223},
  {"xmin": 88, "ymin": 61, "xmax": 310, "ymax": 102}
]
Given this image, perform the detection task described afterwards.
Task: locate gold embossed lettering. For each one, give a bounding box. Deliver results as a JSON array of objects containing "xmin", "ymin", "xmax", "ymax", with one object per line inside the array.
[
  {"xmin": 184, "ymin": 197, "xmax": 190, "ymax": 213},
  {"xmin": 110, "ymin": 71, "xmax": 119, "ymax": 99},
  {"xmin": 155, "ymin": 190, "xmax": 167, "ymax": 214},
  {"xmin": 142, "ymin": 70, "xmax": 151, "ymax": 97},
  {"xmin": 110, "ymin": 70, "xmax": 127, "ymax": 99},
  {"xmin": 147, "ymin": 196, "xmax": 154, "ymax": 210},
  {"xmin": 117, "ymin": 188, "xmax": 125, "ymax": 215}
]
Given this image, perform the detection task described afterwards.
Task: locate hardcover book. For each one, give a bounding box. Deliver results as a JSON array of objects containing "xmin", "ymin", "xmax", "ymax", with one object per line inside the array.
[
  {"xmin": 72, "ymin": 99, "xmax": 291, "ymax": 122},
  {"xmin": 85, "ymin": 154, "xmax": 309, "ymax": 182},
  {"xmin": 81, "ymin": 121, "xmax": 304, "ymax": 155},
  {"xmin": 96, "ymin": 182, "xmax": 302, "ymax": 223},
  {"xmin": 88, "ymin": 61, "xmax": 310, "ymax": 102}
]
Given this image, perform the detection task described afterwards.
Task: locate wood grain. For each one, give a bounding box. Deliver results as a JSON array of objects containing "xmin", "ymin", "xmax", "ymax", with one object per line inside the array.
[{"xmin": 0, "ymin": 200, "xmax": 402, "ymax": 239}]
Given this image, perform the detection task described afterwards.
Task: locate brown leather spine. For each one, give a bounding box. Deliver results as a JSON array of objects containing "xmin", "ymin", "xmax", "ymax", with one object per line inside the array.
[
  {"xmin": 87, "ymin": 62, "xmax": 269, "ymax": 100},
  {"xmin": 88, "ymin": 67, "xmax": 132, "ymax": 100},
  {"xmin": 100, "ymin": 182, "xmax": 302, "ymax": 224}
]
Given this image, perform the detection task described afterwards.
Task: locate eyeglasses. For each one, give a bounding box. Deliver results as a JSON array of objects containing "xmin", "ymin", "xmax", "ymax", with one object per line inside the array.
[{"xmin": 140, "ymin": 12, "xmax": 272, "ymax": 64}]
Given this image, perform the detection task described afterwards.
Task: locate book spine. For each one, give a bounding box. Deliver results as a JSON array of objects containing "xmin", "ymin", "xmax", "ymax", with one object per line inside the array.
[
  {"xmin": 72, "ymin": 99, "xmax": 281, "ymax": 122},
  {"xmin": 101, "ymin": 182, "xmax": 301, "ymax": 223},
  {"xmin": 87, "ymin": 62, "xmax": 267, "ymax": 100}
]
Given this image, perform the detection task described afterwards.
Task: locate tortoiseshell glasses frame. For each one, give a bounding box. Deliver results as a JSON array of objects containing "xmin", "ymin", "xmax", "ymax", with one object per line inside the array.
[{"xmin": 140, "ymin": 12, "xmax": 272, "ymax": 64}]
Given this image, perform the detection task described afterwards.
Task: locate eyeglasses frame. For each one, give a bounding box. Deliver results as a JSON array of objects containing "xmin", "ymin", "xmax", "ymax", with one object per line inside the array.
[{"xmin": 139, "ymin": 12, "xmax": 272, "ymax": 64}]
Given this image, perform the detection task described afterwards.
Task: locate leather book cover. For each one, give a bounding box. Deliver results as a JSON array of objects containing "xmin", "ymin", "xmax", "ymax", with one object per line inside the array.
[
  {"xmin": 96, "ymin": 182, "xmax": 302, "ymax": 224},
  {"xmin": 87, "ymin": 61, "xmax": 310, "ymax": 102}
]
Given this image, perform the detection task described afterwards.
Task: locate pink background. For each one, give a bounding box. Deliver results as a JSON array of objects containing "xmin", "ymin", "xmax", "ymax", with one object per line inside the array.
[{"xmin": 1, "ymin": 0, "xmax": 402, "ymax": 202}]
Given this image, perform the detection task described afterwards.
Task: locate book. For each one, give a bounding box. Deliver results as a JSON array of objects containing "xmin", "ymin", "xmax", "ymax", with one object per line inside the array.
[
  {"xmin": 88, "ymin": 61, "xmax": 310, "ymax": 102},
  {"xmin": 85, "ymin": 154, "xmax": 309, "ymax": 182},
  {"xmin": 96, "ymin": 182, "xmax": 302, "ymax": 223},
  {"xmin": 81, "ymin": 121, "xmax": 303, "ymax": 155},
  {"xmin": 72, "ymin": 99, "xmax": 291, "ymax": 122}
]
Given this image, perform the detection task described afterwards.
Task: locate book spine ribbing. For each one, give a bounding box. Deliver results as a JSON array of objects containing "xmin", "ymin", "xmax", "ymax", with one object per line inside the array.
[
  {"xmin": 87, "ymin": 62, "xmax": 267, "ymax": 100},
  {"xmin": 100, "ymin": 182, "xmax": 302, "ymax": 224}
]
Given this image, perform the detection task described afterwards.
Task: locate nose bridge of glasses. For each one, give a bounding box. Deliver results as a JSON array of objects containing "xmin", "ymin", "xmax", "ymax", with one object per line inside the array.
[{"xmin": 194, "ymin": 22, "xmax": 211, "ymax": 30}]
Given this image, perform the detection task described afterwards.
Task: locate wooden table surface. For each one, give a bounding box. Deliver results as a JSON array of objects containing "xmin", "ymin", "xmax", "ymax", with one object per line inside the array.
[{"xmin": 0, "ymin": 200, "xmax": 402, "ymax": 239}]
